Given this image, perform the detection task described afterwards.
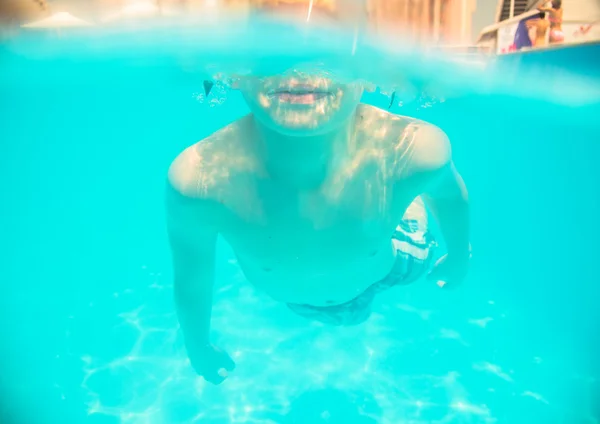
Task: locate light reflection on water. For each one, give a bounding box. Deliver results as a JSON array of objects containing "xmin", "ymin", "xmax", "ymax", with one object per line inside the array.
[
  {"xmin": 3, "ymin": 16, "xmax": 599, "ymax": 111},
  {"xmin": 56, "ymin": 256, "xmax": 590, "ymax": 424}
]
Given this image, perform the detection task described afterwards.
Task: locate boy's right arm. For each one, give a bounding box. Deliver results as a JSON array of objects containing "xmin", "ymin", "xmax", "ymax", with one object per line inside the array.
[
  {"xmin": 166, "ymin": 182, "xmax": 216, "ymax": 348},
  {"xmin": 166, "ymin": 181, "xmax": 235, "ymax": 383}
]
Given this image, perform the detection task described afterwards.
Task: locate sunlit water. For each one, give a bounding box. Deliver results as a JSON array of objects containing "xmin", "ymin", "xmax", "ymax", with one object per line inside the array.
[{"xmin": 0, "ymin": 16, "xmax": 599, "ymax": 424}]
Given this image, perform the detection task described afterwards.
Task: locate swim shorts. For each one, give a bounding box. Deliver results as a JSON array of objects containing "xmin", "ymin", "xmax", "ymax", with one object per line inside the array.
[{"xmin": 287, "ymin": 218, "xmax": 436, "ymax": 326}]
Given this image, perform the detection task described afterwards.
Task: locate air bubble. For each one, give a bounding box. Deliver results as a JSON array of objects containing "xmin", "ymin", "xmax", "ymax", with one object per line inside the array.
[{"xmin": 195, "ymin": 80, "xmax": 228, "ymax": 106}]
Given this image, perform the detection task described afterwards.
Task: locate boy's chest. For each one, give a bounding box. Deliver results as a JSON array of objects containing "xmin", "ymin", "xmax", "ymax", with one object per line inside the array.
[{"xmin": 217, "ymin": 166, "xmax": 419, "ymax": 260}]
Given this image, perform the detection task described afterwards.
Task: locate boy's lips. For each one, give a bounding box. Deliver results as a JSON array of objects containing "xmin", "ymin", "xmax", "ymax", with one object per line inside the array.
[
  {"xmin": 268, "ymin": 85, "xmax": 333, "ymax": 104},
  {"xmin": 275, "ymin": 92, "xmax": 331, "ymax": 104}
]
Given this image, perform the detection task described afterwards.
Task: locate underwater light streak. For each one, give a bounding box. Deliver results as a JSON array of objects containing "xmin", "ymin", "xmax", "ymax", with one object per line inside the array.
[{"xmin": 307, "ymin": 0, "xmax": 314, "ymax": 22}]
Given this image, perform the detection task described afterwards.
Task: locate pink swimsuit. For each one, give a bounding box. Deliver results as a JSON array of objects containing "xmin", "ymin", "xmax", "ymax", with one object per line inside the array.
[
  {"xmin": 549, "ymin": 16, "xmax": 564, "ymax": 42},
  {"xmin": 550, "ymin": 28, "xmax": 564, "ymax": 42}
]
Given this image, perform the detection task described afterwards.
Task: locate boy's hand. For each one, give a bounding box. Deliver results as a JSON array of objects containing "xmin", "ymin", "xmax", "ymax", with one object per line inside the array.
[
  {"xmin": 427, "ymin": 252, "xmax": 470, "ymax": 289},
  {"xmin": 187, "ymin": 343, "xmax": 236, "ymax": 385}
]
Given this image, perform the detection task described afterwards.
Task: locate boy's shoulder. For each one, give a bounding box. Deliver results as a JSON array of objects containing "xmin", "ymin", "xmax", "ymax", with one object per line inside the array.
[
  {"xmin": 356, "ymin": 103, "xmax": 447, "ymax": 138},
  {"xmin": 168, "ymin": 115, "xmax": 258, "ymax": 199},
  {"xmin": 355, "ymin": 104, "xmax": 451, "ymax": 170}
]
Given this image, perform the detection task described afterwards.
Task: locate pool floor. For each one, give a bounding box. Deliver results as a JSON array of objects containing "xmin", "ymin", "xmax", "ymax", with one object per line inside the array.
[{"xmin": 45, "ymin": 246, "xmax": 593, "ymax": 424}]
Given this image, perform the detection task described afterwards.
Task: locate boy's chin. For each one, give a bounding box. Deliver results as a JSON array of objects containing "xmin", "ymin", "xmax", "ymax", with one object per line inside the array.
[
  {"xmin": 257, "ymin": 112, "xmax": 349, "ymax": 137},
  {"xmin": 263, "ymin": 120, "xmax": 337, "ymax": 137}
]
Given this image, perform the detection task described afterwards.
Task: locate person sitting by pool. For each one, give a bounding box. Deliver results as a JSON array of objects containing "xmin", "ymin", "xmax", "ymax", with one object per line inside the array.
[
  {"xmin": 537, "ymin": 0, "xmax": 564, "ymax": 44},
  {"xmin": 166, "ymin": 0, "xmax": 471, "ymax": 385}
]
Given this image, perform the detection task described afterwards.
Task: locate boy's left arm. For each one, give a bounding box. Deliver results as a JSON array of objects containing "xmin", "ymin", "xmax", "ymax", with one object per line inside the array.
[{"xmin": 410, "ymin": 125, "xmax": 471, "ymax": 286}]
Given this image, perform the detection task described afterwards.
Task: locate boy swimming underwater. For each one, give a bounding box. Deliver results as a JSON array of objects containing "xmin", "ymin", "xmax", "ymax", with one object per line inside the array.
[{"xmin": 166, "ymin": 0, "xmax": 471, "ymax": 384}]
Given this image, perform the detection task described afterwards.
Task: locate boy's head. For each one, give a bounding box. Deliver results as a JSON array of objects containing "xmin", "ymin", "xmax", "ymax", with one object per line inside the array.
[{"xmin": 237, "ymin": 0, "xmax": 366, "ymax": 136}]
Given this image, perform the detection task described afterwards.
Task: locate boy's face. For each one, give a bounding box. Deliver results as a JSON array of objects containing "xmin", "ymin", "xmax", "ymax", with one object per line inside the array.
[
  {"xmin": 237, "ymin": 2, "xmax": 365, "ymax": 136},
  {"xmin": 239, "ymin": 72, "xmax": 363, "ymax": 136}
]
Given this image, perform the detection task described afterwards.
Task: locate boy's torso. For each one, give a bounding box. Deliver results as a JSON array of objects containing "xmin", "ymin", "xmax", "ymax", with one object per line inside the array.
[{"xmin": 173, "ymin": 105, "xmax": 436, "ymax": 306}]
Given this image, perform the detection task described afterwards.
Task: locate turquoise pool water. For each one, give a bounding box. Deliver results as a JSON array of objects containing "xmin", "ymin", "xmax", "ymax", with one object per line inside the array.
[{"xmin": 0, "ymin": 23, "xmax": 599, "ymax": 424}]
